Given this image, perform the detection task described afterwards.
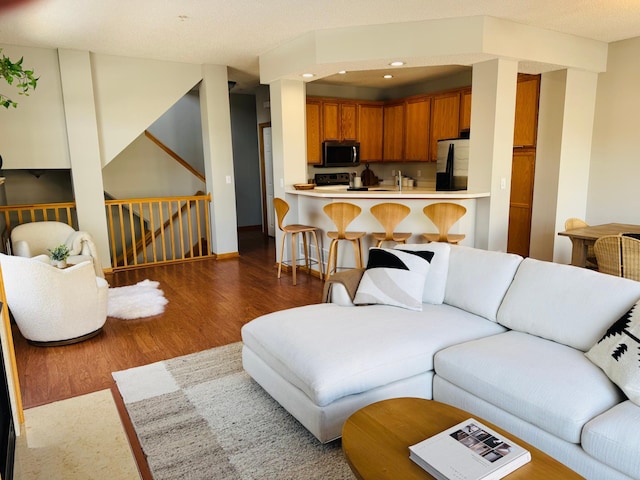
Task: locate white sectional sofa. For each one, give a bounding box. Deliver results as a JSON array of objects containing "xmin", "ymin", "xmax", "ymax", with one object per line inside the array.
[{"xmin": 241, "ymin": 243, "xmax": 640, "ymax": 480}]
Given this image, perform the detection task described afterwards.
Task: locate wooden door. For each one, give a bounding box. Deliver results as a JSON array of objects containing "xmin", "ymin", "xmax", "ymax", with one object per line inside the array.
[
  {"xmin": 507, "ymin": 149, "xmax": 536, "ymax": 256},
  {"xmin": 383, "ymin": 103, "xmax": 404, "ymax": 161},
  {"xmin": 305, "ymin": 100, "xmax": 322, "ymax": 165},
  {"xmin": 358, "ymin": 103, "xmax": 384, "ymax": 162},
  {"xmin": 404, "ymin": 96, "xmax": 431, "ymax": 161},
  {"xmin": 430, "ymin": 91, "xmax": 461, "ymax": 161},
  {"xmin": 513, "ymin": 75, "xmax": 540, "ymax": 147}
]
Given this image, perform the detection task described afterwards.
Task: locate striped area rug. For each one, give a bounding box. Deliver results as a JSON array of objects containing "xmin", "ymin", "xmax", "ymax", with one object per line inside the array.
[{"xmin": 112, "ymin": 342, "xmax": 353, "ymax": 479}]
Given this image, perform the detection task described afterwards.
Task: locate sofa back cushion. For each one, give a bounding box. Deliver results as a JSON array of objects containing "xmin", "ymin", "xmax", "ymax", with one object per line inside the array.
[
  {"xmin": 497, "ymin": 258, "xmax": 640, "ymax": 351},
  {"xmin": 444, "ymin": 245, "xmax": 523, "ymax": 321}
]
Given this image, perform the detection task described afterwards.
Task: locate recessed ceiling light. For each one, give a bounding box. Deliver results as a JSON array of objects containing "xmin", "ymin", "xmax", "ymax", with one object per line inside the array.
[
  {"xmin": 302, "ymin": 73, "xmax": 315, "ymax": 78},
  {"xmin": 338, "ymin": 70, "xmax": 347, "ymax": 75},
  {"xmin": 383, "ymin": 74, "xmax": 393, "ymax": 79},
  {"xmin": 389, "ymin": 61, "xmax": 405, "ymax": 67}
]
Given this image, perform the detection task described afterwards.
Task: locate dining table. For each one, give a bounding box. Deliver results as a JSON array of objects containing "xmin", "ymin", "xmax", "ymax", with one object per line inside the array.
[{"xmin": 558, "ymin": 223, "xmax": 640, "ymax": 267}]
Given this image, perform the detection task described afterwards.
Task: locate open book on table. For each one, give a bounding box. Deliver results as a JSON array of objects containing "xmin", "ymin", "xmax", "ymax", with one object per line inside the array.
[{"xmin": 409, "ymin": 418, "xmax": 531, "ymax": 480}]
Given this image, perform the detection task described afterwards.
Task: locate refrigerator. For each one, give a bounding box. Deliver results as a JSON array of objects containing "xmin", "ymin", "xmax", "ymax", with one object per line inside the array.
[{"xmin": 436, "ymin": 138, "xmax": 469, "ymax": 191}]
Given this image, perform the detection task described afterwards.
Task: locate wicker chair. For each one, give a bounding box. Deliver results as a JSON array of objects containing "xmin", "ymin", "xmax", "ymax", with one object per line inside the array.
[
  {"xmin": 621, "ymin": 234, "xmax": 640, "ymax": 281},
  {"xmin": 564, "ymin": 218, "xmax": 598, "ymax": 269},
  {"xmin": 594, "ymin": 235, "xmax": 622, "ymax": 277}
]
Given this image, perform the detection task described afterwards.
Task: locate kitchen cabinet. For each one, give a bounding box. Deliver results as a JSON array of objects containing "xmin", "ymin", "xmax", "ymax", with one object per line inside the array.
[
  {"xmin": 306, "ymin": 99, "xmax": 323, "ymax": 165},
  {"xmin": 404, "ymin": 96, "xmax": 431, "ymax": 162},
  {"xmin": 357, "ymin": 102, "xmax": 384, "ymax": 162},
  {"xmin": 513, "ymin": 75, "xmax": 540, "ymax": 147},
  {"xmin": 322, "ymin": 100, "xmax": 358, "ymax": 141},
  {"xmin": 459, "ymin": 87, "xmax": 472, "ymax": 133},
  {"xmin": 383, "ymin": 102, "xmax": 404, "ymax": 161},
  {"xmin": 429, "ymin": 91, "xmax": 461, "ymax": 161}
]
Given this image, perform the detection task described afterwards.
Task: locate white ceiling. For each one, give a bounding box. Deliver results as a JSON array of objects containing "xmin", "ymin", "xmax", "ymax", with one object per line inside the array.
[{"xmin": 1, "ymin": 0, "xmax": 640, "ymax": 92}]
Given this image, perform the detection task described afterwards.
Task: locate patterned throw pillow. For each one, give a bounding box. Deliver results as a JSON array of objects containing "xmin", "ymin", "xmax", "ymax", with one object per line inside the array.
[
  {"xmin": 353, "ymin": 248, "xmax": 433, "ymax": 311},
  {"xmin": 585, "ymin": 300, "xmax": 640, "ymax": 406}
]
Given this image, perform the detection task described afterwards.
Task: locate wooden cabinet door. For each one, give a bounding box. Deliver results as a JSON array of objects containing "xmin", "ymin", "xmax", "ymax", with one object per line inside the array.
[
  {"xmin": 322, "ymin": 101, "xmax": 340, "ymax": 141},
  {"xmin": 383, "ymin": 103, "xmax": 404, "ymax": 161},
  {"xmin": 459, "ymin": 88, "xmax": 472, "ymax": 133},
  {"xmin": 404, "ymin": 96, "xmax": 431, "ymax": 161},
  {"xmin": 358, "ymin": 103, "xmax": 383, "ymax": 162},
  {"xmin": 513, "ymin": 75, "xmax": 540, "ymax": 147},
  {"xmin": 430, "ymin": 91, "xmax": 461, "ymax": 161},
  {"xmin": 340, "ymin": 102, "xmax": 358, "ymax": 141},
  {"xmin": 507, "ymin": 149, "xmax": 536, "ymax": 257},
  {"xmin": 306, "ymin": 99, "xmax": 322, "ymax": 165}
]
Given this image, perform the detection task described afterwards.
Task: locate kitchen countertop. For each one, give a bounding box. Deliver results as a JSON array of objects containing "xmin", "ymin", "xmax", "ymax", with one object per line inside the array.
[{"xmin": 288, "ymin": 186, "xmax": 489, "ymax": 199}]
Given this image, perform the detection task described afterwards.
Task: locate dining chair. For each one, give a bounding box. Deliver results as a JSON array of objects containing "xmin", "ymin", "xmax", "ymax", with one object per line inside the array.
[
  {"xmin": 274, "ymin": 197, "xmax": 323, "ymax": 285},
  {"xmin": 422, "ymin": 203, "xmax": 466, "ymax": 244},
  {"xmin": 594, "ymin": 235, "xmax": 622, "ymax": 277},
  {"xmin": 621, "ymin": 234, "xmax": 640, "ymax": 281},
  {"xmin": 564, "ymin": 218, "xmax": 598, "ymax": 269},
  {"xmin": 323, "ymin": 202, "xmax": 366, "ymax": 280},
  {"xmin": 370, "ymin": 203, "xmax": 412, "ymax": 247}
]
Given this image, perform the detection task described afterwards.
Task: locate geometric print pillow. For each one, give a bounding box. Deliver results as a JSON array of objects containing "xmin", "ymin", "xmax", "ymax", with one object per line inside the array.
[
  {"xmin": 353, "ymin": 247, "xmax": 433, "ymax": 311},
  {"xmin": 585, "ymin": 300, "xmax": 640, "ymax": 406}
]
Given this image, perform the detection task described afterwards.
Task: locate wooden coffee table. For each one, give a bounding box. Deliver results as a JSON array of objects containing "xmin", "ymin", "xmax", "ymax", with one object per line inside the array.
[{"xmin": 342, "ymin": 398, "xmax": 584, "ymax": 479}]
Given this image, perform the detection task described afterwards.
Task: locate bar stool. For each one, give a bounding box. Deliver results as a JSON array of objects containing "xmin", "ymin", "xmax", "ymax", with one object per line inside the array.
[
  {"xmin": 323, "ymin": 202, "xmax": 366, "ymax": 280},
  {"xmin": 422, "ymin": 202, "xmax": 466, "ymax": 244},
  {"xmin": 274, "ymin": 197, "xmax": 323, "ymax": 285},
  {"xmin": 370, "ymin": 203, "xmax": 412, "ymax": 247}
]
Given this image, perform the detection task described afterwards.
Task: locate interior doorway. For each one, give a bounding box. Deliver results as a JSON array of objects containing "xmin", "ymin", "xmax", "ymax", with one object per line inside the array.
[{"xmin": 259, "ymin": 123, "xmax": 274, "ymax": 237}]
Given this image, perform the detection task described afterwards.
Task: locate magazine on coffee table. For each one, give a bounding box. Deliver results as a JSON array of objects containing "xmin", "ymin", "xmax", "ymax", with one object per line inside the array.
[{"xmin": 409, "ymin": 418, "xmax": 531, "ymax": 480}]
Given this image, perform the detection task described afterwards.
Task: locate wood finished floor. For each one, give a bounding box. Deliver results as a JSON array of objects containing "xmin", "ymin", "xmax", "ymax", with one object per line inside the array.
[{"xmin": 14, "ymin": 230, "xmax": 325, "ymax": 409}]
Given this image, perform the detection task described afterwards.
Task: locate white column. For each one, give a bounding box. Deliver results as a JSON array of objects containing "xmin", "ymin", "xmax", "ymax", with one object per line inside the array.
[
  {"xmin": 467, "ymin": 58, "xmax": 518, "ymax": 251},
  {"xmin": 268, "ymin": 79, "xmax": 308, "ymax": 265},
  {"xmin": 199, "ymin": 65, "xmax": 238, "ymax": 256},
  {"xmin": 57, "ymin": 49, "xmax": 111, "ymax": 268}
]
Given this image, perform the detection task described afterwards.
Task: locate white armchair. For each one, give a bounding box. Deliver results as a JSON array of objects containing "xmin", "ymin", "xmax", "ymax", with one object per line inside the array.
[
  {"xmin": 10, "ymin": 221, "xmax": 104, "ymax": 278},
  {"xmin": 0, "ymin": 253, "xmax": 108, "ymax": 346}
]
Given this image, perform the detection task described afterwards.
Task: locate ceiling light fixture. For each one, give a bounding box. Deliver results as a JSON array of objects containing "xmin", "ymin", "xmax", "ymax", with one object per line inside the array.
[
  {"xmin": 383, "ymin": 74, "xmax": 393, "ymax": 79},
  {"xmin": 302, "ymin": 73, "xmax": 315, "ymax": 78},
  {"xmin": 389, "ymin": 61, "xmax": 405, "ymax": 67},
  {"xmin": 338, "ymin": 70, "xmax": 347, "ymax": 75}
]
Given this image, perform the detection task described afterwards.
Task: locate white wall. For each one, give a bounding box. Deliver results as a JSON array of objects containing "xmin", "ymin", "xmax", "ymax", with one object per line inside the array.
[{"xmin": 588, "ymin": 36, "xmax": 640, "ymax": 225}]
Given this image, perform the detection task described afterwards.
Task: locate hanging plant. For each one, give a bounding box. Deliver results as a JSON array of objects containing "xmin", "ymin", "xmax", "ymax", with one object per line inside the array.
[{"xmin": 0, "ymin": 48, "xmax": 38, "ymax": 108}]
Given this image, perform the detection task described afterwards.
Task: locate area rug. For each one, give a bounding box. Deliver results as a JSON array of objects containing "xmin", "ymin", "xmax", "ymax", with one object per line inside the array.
[
  {"xmin": 107, "ymin": 279, "xmax": 168, "ymax": 319},
  {"xmin": 112, "ymin": 342, "xmax": 353, "ymax": 480}
]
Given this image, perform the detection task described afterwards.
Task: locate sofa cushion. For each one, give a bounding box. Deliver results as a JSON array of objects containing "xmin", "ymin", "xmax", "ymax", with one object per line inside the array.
[
  {"xmin": 354, "ymin": 248, "xmax": 432, "ymax": 311},
  {"xmin": 434, "ymin": 331, "xmax": 625, "ymax": 443},
  {"xmin": 582, "ymin": 401, "xmax": 640, "ymax": 480},
  {"xmin": 585, "ymin": 300, "xmax": 640, "ymax": 406},
  {"xmin": 394, "ymin": 242, "xmax": 450, "ymax": 304},
  {"xmin": 444, "ymin": 245, "xmax": 522, "ymax": 321},
  {"xmin": 241, "ymin": 303, "xmax": 506, "ymax": 407},
  {"xmin": 497, "ymin": 258, "xmax": 640, "ymax": 351}
]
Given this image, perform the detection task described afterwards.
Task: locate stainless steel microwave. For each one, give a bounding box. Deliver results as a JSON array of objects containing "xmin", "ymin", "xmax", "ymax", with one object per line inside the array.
[{"xmin": 318, "ymin": 141, "xmax": 360, "ymax": 168}]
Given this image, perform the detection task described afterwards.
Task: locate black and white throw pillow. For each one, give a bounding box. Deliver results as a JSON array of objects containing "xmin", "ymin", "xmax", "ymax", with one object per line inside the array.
[
  {"xmin": 353, "ymin": 247, "xmax": 433, "ymax": 311},
  {"xmin": 585, "ymin": 300, "xmax": 640, "ymax": 406}
]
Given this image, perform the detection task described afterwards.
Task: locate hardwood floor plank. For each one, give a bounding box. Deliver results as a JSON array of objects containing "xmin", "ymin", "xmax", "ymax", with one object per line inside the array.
[{"xmin": 14, "ymin": 231, "xmax": 325, "ymax": 408}]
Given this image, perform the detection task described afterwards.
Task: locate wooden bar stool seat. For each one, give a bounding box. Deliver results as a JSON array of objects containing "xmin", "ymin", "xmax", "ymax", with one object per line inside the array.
[
  {"xmin": 323, "ymin": 202, "xmax": 365, "ymax": 281},
  {"xmin": 370, "ymin": 202, "xmax": 412, "ymax": 247},
  {"xmin": 422, "ymin": 202, "xmax": 467, "ymax": 244},
  {"xmin": 274, "ymin": 197, "xmax": 323, "ymax": 285}
]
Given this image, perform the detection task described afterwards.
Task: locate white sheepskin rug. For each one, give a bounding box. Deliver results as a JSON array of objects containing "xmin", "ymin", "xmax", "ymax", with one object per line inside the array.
[{"xmin": 107, "ymin": 279, "xmax": 168, "ymax": 320}]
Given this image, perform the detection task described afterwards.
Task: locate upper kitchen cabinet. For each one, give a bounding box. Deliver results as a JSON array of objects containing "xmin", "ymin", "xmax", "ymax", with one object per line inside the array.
[
  {"xmin": 322, "ymin": 99, "xmax": 358, "ymax": 141},
  {"xmin": 383, "ymin": 102, "xmax": 405, "ymax": 162},
  {"xmin": 358, "ymin": 102, "xmax": 384, "ymax": 163},
  {"xmin": 404, "ymin": 95, "xmax": 431, "ymax": 162},
  {"xmin": 306, "ymin": 98, "xmax": 323, "ymax": 165},
  {"xmin": 429, "ymin": 91, "xmax": 461, "ymax": 161},
  {"xmin": 459, "ymin": 87, "xmax": 472, "ymax": 133},
  {"xmin": 513, "ymin": 75, "xmax": 540, "ymax": 148}
]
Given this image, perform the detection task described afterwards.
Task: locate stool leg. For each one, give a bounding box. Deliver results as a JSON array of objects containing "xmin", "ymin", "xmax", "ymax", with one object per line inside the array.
[
  {"xmin": 352, "ymin": 239, "xmax": 363, "ymax": 269},
  {"xmin": 302, "ymin": 232, "xmax": 310, "ymax": 274},
  {"xmin": 291, "ymin": 231, "xmax": 297, "ymax": 285},
  {"xmin": 326, "ymin": 239, "xmax": 337, "ymax": 281},
  {"xmin": 277, "ymin": 230, "xmax": 287, "ymax": 279},
  {"xmin": 311, "ymin": 230, "xmax": 323, "ymax": 278}
]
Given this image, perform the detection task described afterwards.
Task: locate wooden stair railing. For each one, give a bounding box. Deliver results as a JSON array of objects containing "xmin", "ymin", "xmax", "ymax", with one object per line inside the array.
[{"xmin": 144, "ymin": 130, "xmax": 206, "ymax": 183}]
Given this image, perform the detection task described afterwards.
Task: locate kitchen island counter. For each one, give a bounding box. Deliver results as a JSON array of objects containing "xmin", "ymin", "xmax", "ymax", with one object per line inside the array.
[{"xmin": 288, "ymin": 186, "xmax": 489, "ymax": 200}]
